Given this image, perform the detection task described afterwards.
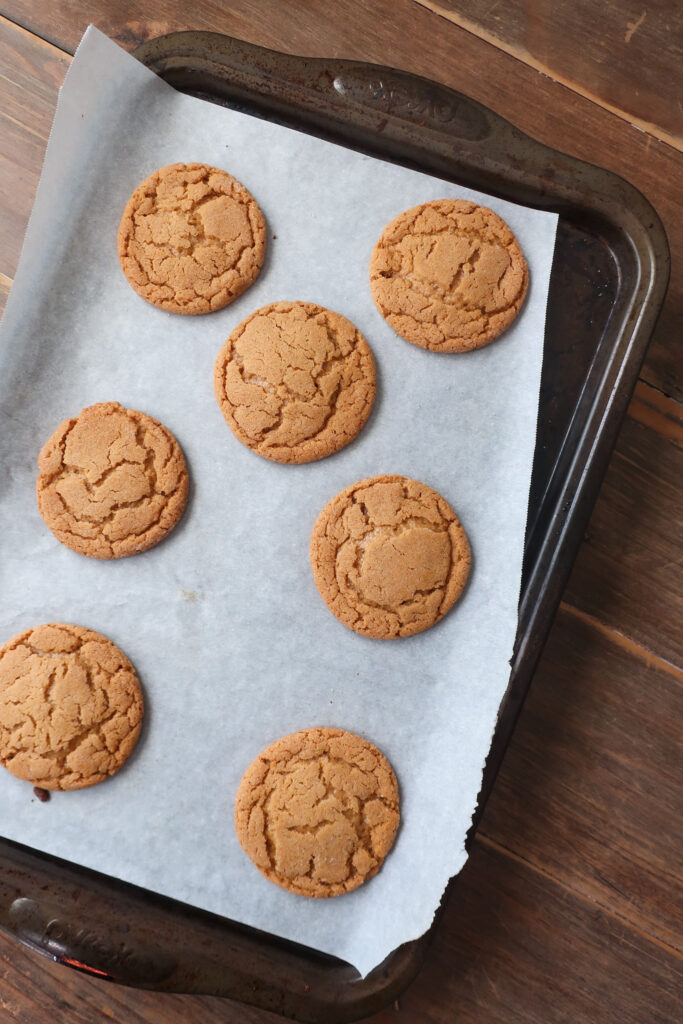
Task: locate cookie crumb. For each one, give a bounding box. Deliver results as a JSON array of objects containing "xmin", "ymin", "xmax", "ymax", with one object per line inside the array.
[{"xmin": 33, "ymin": 787, "xmax": 50, "ymax": 803}]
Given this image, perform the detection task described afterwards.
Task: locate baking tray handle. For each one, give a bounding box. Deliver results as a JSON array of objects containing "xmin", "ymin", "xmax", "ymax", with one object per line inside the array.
[
  {"xmin": 6, "ymin": 894, "xmax": 176, "ymax": 986},
  {"xmin": 133, "ymin": 30, "xmax": 593, "ymax": 209},
  {"xmin": 327, "ymin": 64, "xmax": 493, "ymax": 143}
]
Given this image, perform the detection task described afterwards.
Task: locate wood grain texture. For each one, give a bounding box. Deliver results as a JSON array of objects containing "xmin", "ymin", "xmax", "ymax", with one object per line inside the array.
[
  {"xmin": 0, "ymin": 0, "xmax": 680, "ymax": 399},
  {"xmin": 480, "ymin": 606, "xmax": 683, "ymax": 952},
  {"xmin": 413, "ymin": 0, "xmax": 683, "ymax": 148},
  {"xmin": 0, "ymin": 273, "xmax": 10, "ymax": 317},
  {"xmin": 630, "ymin": 380, "xmax": 683, "ymax": 445},
  {"xmin": 564, "ymin": 413, "xmax": 683, "ymax": 666},
  {"xmin": 368, "ymin": 842, "xmax": 683, "ymax": 1024},
  {"xmin": 0, "ymin": 16, "xmax": 68, "ymax": 278}
]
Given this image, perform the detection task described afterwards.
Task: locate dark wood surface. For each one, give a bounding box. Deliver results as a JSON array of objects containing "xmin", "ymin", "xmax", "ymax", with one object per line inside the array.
[
  {"xmin": 414, "ymin": 0, "xmax": 683, "ymax": 146},
  {"xmin": 0, "ymin": 2, "xmax": 681, "ymax": 1021}
]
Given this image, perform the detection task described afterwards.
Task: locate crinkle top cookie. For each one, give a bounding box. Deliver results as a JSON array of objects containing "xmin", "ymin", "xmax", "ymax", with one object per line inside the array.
[
  {"xmin": 214, "ymin": 301, "xmax": 376, "ymax": 464},
  {"xmin": 235, "ymin": 727, "xmax": 400, "ymax": 897},
  {"xmin": 0, "ymin": 623, "xmax": 143, "ymax": 791},
  {"xmin": 118, "ymin": 162, "xmax": 266, "ymax": 314},
  {"xmin": 370, "ymin": 199, "xmax": 528, "ymax": 352},
  {"xmin": 310, "ymin": 474, "xmax": 471, "ymax": 638},
  {"xmin": 37, "ymin": 402, "xmax": 188, "ymax": 559}
]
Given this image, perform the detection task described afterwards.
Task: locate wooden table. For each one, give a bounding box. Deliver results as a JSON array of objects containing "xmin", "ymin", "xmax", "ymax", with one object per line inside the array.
[{"xmin": 0, "ymin": 3, "xmax": 681, "ymax": 1021}]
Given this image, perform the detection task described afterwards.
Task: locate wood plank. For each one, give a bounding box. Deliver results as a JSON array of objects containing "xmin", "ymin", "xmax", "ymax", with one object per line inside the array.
[
  {"xmin": 0, "ymin": 1, "xmax": 680, "ymax": 399},
  {"xmin": 564, "ymin": 412, "xmax": 683, "ymax": 666},
  {"xmin": 413, "ymin": 0, "xmax": 683, "ymax": 149},
  {"xmin": 0, "ymin": 16, "xmax": 68, "ymax": 278},
  {"xmin": 1, "ymin": 840, "xmax": 680, "ymax": 1024},
  {"xmin": 629, "ymin": 380, "xmax": 683, "ymax": 445},
  {"xmin": 480, "ymin": 606, "xmax": 683, "ymax": 953},
  {"xmin": 371, "ymin": 841, "xmax": 683, "ymax": 1024},
  {"xmin": 0, "ymin": 272, "xmax": 10, "ymax": 317}
]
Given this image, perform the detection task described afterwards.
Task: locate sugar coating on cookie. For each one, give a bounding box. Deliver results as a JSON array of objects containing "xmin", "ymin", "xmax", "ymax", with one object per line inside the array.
[
  {"xmin": 118, "ymin": 162, "xmax": 266, "ymax": 314},
  {"xmin": 370, "ymin": 199, "xmax": 528, "ymax": 353},
  {"xmin": 235, "ymin": 727, "xmax": 399, "ymax": 897},
  {"xmin": 310, "ymin": 475, "xmax": 471, "ymax": 638},
  {"xmin": 0, "ymin": 624, "xmax": 143, "ymax": 791},
  {"xmin": 36, "ymin": 402, "xmax": 188, "ymax": 560},
  {"xmin": 214, "ymin": 301, "xmax": 376, "ymax": 464}
]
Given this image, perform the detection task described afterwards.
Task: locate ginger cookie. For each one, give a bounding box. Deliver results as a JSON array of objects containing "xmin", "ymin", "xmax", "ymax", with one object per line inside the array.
[
  {"xmin": 118, "ymin": 162, "xmax": 266, "ymax": 314},
  {"xmin": 370, "ymin": 199, "xmax": 528, "ymax": 353},
  {"xmin": 36, "ymin": 402, "xmax": 188, "ymax": 560},
  {"xmin": 214, "ymin": 301, "xmax": 376, "ymax": 464},
  {"xmin": 310, "ymin": 475, "xmax": 471, "ymax": 638},
  {"xmin": 0, "ymin": 623, "xmax": 143, "ymax": 791},
  {"xmin": 235, "ymin": 727, "xmax": 399, "ymax": 898}
]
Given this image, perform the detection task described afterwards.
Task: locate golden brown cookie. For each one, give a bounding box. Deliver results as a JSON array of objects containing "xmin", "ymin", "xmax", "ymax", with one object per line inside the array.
[
  {"xmin": 0, "ymin": 623, "xmax": 143, "ymax": 791},
  {"xmin": 213, "ymin": 301, "xmax": 376, "ymax": 464},
  {"xmin": 36, "ymin": 402, "xmax": 188, "ymax": 560},
  {"xmin": 118, "ymin": 162, "xmax": 266, "ymax": 314},
  {"xmin": 370, "ymin": 199, "xmax": 528, "ymax": 353},
  {"xmin": 235, "ymin": 727, "xmax": 399, "ymax": 898},
  {"xmin": 310, "ymin": 475, "xmax": 471, "ymax": 638}
]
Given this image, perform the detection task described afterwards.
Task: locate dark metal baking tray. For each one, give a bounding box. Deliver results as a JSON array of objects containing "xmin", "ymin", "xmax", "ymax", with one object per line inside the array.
[{"xmin": 0, "ymin": 30, "xmax": 669, "ymax": 1023}]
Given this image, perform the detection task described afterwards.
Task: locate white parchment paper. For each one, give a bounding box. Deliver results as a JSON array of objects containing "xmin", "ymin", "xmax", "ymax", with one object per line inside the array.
[{"xmin": 0, "ymin": 27, "xmax": 558, "ymax": 977}]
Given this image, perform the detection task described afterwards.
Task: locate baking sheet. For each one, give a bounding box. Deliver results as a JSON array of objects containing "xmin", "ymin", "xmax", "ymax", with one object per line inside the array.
[{"xmin": 0, "ymin": 26, "xmax": 558, "ymax": 977}]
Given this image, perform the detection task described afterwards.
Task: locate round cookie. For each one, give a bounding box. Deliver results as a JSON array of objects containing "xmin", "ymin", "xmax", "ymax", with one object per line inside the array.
[
  {"xmin": 118, "ymin": 162, "xmax": 266, "ymax": 314},
  {"xmin": 214, "ymin": 301, "xmax": 376, "ymax": 464},
  {"xmin": 0, "ymin": 623, "xmax": 143, "ymax": 791},
  {"xmin": 235, "ymin": 727, "xmax": 400, "ymax": 898},
  {"xmin": 36, "ymin": 402, "xmax": 188, "ymax": 560},
  {"xmin": 370, "ymin": 199, "xmax": 528, "ymax": 353},
  {"xmin": 310, "ymin": 474, "xmax": 471, "ymax": 638}
]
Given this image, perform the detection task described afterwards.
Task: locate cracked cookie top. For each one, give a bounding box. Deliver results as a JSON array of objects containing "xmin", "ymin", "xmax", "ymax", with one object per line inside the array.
[
  {"xmin": 235, "ymin": 727, "xmax": 399, "ymax": 898},
  {"xmin": 0, "ymin": 623, "xmax": 143, "ymax": 791},
  {"xmin": 310, "ymin": 475, "xmax": 471, "ymax": 638},
  {"xmin": 36, "ymin": 402, "xmax": 188, "ymax": 560},
  {"xmin": 118, "ymin": 162, "xmax": 266, "ymax": 315},
  {"xmin": 370, "ymin": 199, "xmax": 528, "ymax": 353},
  {"xmin": 214, "ymin": 301, "xmax": 376, "ymax": 464}
]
